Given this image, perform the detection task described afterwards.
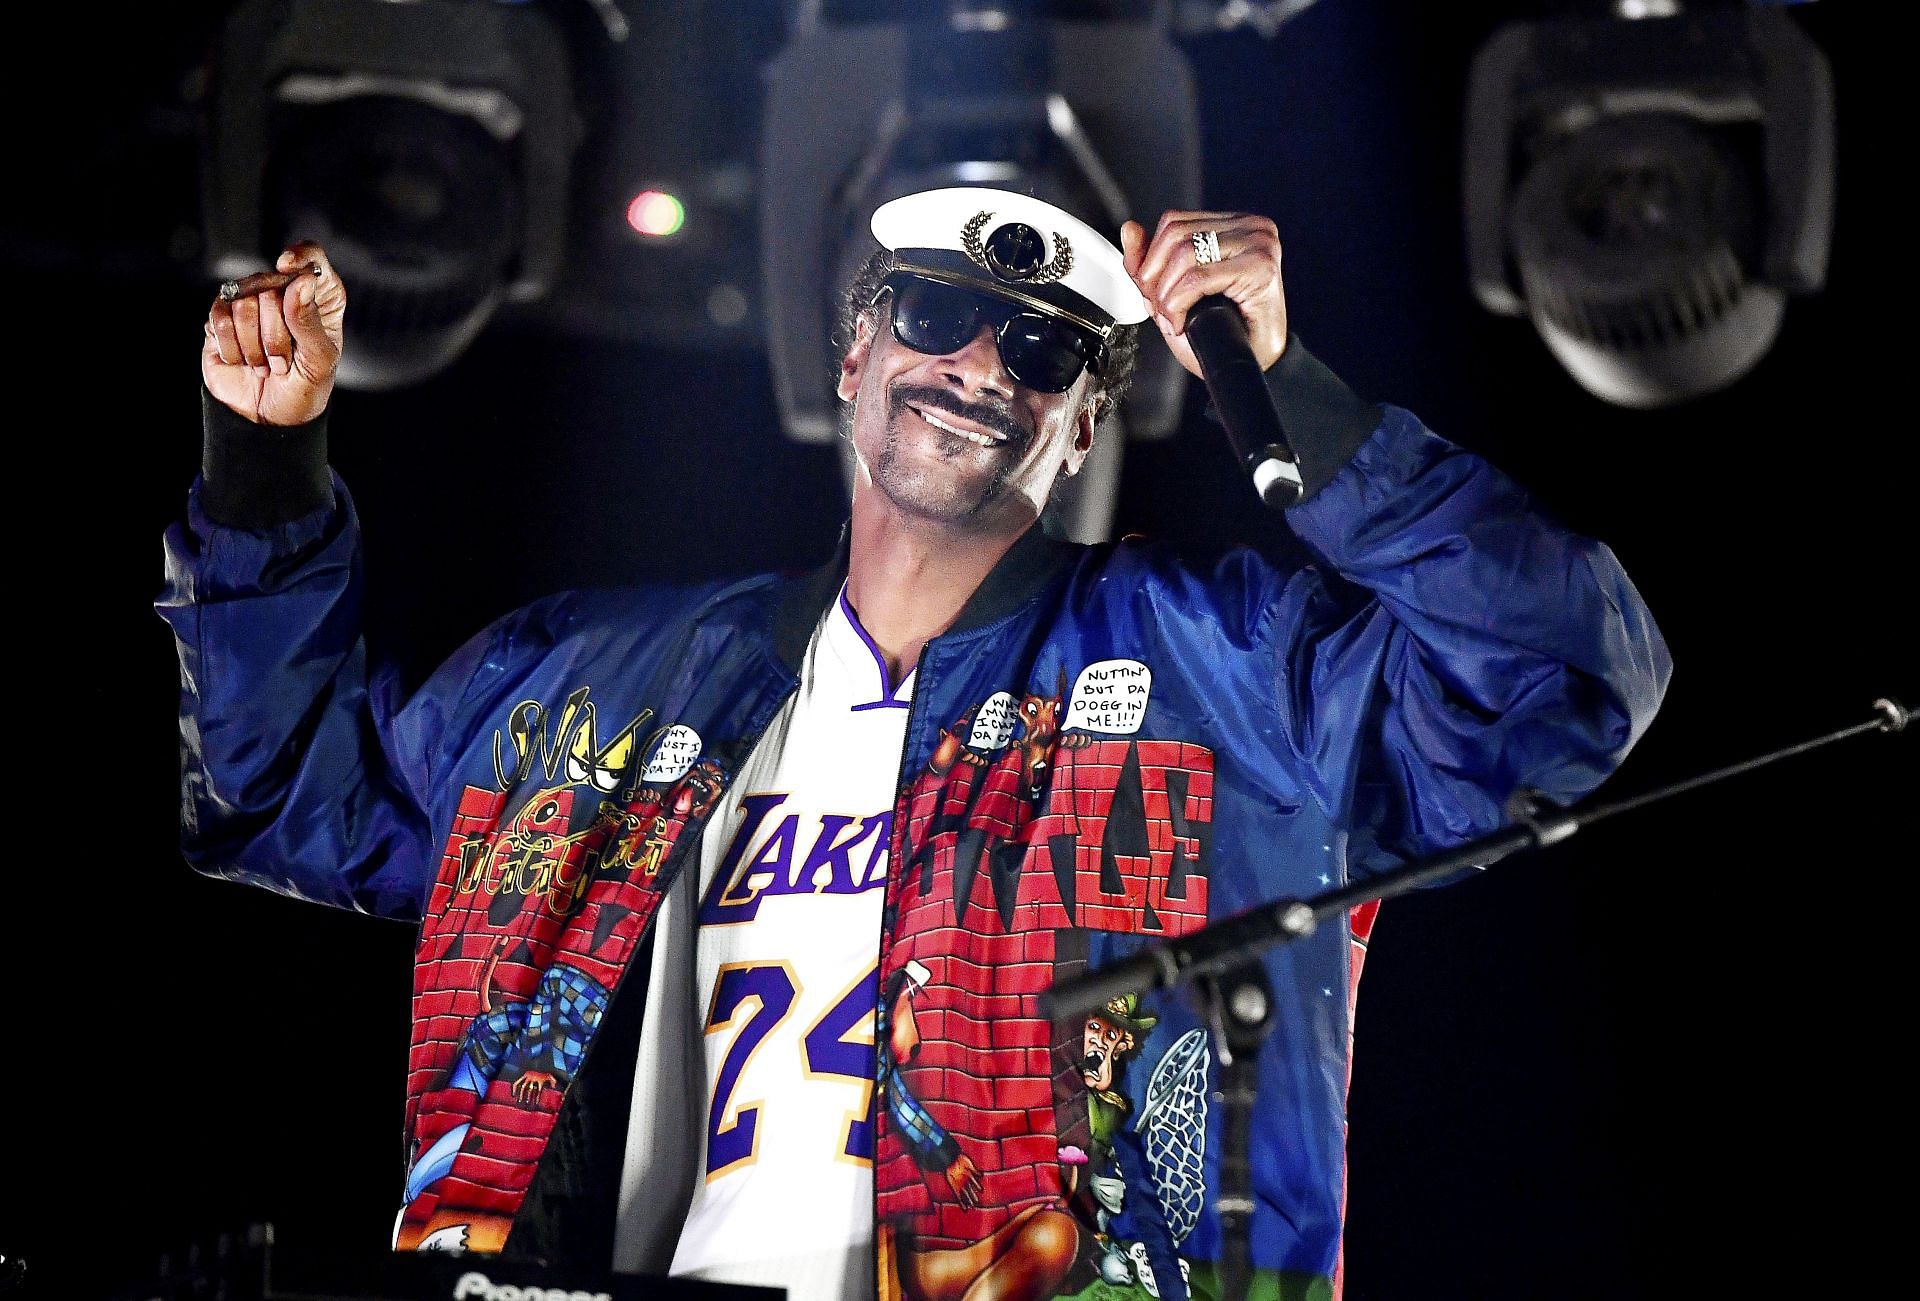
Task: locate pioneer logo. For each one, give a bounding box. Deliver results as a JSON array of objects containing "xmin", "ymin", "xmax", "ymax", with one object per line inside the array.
[{"xmin": 451, "ymin": 1271, "xmax": 611, "ymax": 1301}]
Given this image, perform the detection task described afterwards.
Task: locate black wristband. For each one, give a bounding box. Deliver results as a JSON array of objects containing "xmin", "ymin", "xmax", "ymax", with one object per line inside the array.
[
  {"xmin": 1261, "ymin": 334, "xmax": 1383, "ymax": 502},
  {"xmin": 199, "ymin": 386, "xmax": 334, "ymax": 529}
]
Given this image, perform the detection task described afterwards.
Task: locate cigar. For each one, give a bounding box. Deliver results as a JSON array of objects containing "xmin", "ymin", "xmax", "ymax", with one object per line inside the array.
[{"xmin": 219, "ymin": 263, "xmax": 323, "ymax": 301}]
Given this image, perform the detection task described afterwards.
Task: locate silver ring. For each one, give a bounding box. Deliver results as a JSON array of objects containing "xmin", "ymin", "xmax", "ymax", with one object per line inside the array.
[{"xmin": 1192, "ymin": 230, "xmax": 1222, "ymax": 265}]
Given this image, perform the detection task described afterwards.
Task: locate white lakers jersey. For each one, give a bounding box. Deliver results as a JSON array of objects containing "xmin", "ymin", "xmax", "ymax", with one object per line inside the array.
[{"xmin": 617, "ymin": 585, "xmax": 913, "ymax": 1301}]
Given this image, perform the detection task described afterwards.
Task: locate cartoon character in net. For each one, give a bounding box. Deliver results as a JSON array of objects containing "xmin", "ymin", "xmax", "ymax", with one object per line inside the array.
[
  {"xmin": 1137, "ymin": 1026, "xmax": 1211, "ymax": 1245},
  {"xmin": 1123, "ymin": 1026, "xmax": 1212, "ymax": 1295},
  {"xmin": 1088, "ymin": 1025, "xmax": 1212, "ymax": 1295}
]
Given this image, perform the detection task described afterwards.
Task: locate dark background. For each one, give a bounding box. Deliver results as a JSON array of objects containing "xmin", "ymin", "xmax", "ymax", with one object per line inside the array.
[{"xmin": 4, "ymin": 2, "xmax": 1910, "ymax": 1297}]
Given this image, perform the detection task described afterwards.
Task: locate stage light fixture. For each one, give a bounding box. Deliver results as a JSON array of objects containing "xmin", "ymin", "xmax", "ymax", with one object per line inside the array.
[
  {"xmin": 1463, "ymin": 4, "xmax": 1832, "ymax": 408},
  {"xmin": 202, "ymin": 0, "xmax": 575, "ymax": 390},
  {"xmin": 758, "ymin": 6, "xmax": 1202, "ymax": 542},
  {"xmin": 627, "ymin": 190, "xmax": 688, "ymax": 238}
]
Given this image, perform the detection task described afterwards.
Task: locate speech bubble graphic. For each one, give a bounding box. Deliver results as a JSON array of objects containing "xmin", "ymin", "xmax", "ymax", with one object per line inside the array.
[
  {"xmin": 1063, "ymin": 659, "xmax": 1152, "ymax": 734},
  {"xmin": 641, "ymin": 724, "xmax": 703, "ymax": 783},
  {"xmin": 968, "ymin": 691, "xmax": 1018, "ymax": 750}
]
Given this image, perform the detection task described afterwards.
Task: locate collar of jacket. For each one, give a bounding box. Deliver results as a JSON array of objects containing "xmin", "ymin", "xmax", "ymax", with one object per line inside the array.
[{"xmin": 769, "ymin": 517, "xmax": 1084, "ymax": 673}]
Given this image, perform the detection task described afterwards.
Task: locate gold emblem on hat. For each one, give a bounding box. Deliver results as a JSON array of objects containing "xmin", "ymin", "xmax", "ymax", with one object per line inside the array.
[{"xmin": 962, "ymin": 211, "xmax": 1074, "ymax": 285}]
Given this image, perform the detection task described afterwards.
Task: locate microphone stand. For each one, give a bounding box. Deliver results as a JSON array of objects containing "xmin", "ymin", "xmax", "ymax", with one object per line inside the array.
[{"xmin": 1043, "ymin": 698, "xmax": 1910, "ymax": 1301}]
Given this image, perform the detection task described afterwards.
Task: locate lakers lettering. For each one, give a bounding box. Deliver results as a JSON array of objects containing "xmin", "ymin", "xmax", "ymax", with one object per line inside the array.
[{"xmin": 699, "ymin": 794, "xmax": 893, "ymax": 925}]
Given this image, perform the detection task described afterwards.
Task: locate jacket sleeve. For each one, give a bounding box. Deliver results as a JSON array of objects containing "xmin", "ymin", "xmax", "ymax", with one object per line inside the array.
[
  {"xmin": 1253, "ymin": 341, "xmax": 1672, "ymax": 878},
  {"xmin": 156, "ymin": 393, "xmax": 495, "ymax": 920}
]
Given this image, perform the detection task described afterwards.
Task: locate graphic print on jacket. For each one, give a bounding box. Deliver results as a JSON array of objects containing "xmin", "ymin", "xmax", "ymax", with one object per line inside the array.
[
  {"xmin": 875, "ymin": 661, "xmax": 1218, "ymax": 1301},
  {"xmin": 396, "ymin": 686, "xmax": 729, "ymax": 1254}
]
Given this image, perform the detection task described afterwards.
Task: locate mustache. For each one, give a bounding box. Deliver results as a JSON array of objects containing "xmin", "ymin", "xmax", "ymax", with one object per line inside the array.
[{"xmin": 889, "ymin": 383, "xmax": 1028, "ymax": 447}]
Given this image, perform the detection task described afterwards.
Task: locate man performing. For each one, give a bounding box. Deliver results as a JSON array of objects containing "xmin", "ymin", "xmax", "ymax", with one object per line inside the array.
[{"xmin": 162, "ymin": 187, "xmax": 1669, "ymax": 1301}]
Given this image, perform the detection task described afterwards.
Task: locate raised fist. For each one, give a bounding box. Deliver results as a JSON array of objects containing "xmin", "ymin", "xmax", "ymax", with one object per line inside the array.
[{"xmin": 202, "ymin": 242, "xmax": 346, "ymax": 426}]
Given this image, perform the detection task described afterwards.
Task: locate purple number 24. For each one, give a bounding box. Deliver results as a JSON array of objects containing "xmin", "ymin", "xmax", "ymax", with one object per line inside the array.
[{"xmin": 704, "ymin": 961, "xmax": 879, "ymax": 1178}]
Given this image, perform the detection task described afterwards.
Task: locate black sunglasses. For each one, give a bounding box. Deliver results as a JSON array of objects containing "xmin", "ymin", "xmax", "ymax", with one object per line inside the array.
[{"xmin": 871, "ymin": 272, "xmax": 1107, "ymax": 394}]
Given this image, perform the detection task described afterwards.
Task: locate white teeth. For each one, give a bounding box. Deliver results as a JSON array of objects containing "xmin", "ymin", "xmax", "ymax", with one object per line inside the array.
[{"xmin": 918, "ymin": 407, "xmax": 1000, "ymax": 447}]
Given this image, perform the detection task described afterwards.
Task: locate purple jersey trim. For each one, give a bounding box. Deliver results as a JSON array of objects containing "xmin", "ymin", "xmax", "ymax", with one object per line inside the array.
[{"xmin": 838, "ymin": 585, "xmax": 912, "ymax": 710}]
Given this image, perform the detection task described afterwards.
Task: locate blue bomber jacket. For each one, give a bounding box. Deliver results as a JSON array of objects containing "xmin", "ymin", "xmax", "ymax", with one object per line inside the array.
[{"xmin": 159, "ymin": 341, "xmax": 1669, "ymax": 1301}]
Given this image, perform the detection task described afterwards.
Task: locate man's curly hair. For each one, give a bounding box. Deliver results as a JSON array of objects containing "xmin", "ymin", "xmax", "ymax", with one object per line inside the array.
[{"xmin": 834, "ymin": 248, "xmax": 1142, "ymax": 424}]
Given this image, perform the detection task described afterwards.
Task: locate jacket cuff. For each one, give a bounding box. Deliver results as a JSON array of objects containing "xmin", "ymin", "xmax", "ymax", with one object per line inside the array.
[
  {"xmin": 1264, "ymin": 333, "xmax": 1382, "ymax": 502},
  {"xmin": 200, "ymin": 386, "xmax": 334, "ymax": 529}
]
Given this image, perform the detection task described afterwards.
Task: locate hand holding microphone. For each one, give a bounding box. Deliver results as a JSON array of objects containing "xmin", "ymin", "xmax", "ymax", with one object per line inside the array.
[{"xmin": 1121, "ymin": 212, "xmax": 1304, "ymax": 509}]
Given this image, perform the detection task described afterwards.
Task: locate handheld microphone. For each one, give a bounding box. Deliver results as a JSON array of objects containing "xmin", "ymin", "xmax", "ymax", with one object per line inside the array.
[{"xmin": 1184, "ymin": 294, "xmax": 1303, "ymax": 510}]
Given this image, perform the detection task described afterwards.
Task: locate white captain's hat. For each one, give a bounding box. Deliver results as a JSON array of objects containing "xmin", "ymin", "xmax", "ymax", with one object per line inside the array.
[{"xmin": 870, "ymin": 187, "xmax": 1150, "ymax": 338}]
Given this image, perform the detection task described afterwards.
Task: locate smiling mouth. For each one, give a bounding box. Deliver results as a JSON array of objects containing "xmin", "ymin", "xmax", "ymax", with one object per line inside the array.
[{"xmin": 909, "ymin": 402, "xmax": 1008, "ymax": 449}]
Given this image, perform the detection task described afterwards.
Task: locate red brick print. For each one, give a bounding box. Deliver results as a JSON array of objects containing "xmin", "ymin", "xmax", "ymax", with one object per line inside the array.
[
  {"xmin": 908, "ymin": 1040, "xmax": 970, "ymax": 1073},
  {"xmin": 950, "ymin": 1102, "xmax": 1034, "ymax": 1133},
  {"xmin": 1077, "ymin": 903, "xmax": 1137, "ymax": 932},
  {"xmin": 1133, "ymin": 739, "xmax": 1181, "ymax": 768},
  {"xmin": 483, "ymin": 1131, "xmax": 549, "ymax": 1166},
  {"xmin": 992, "ymin": 1077, "xmax": 1053, "ymax": 1109},
  {"xmin": 988, "ymin": 1016, "xmax": 1051, "ymax": 1051},
  {"xmin": 878, "ymin": 1148, "xmax": 922, "ymax": 1180},
  {"xmin": 936, "ymin": 771, "xmax": 977, "ymax": 818},
  {"xmin": 936, "ymin": 1071, "xmax": 996, "ymax": 1111},
  {"xmin": 909, "ymin": 780, "xmax": 942, "ymax": 812},
  {"xmin": 962, "ymin": 993, "xmax": 1028, "ymax": 1020},
  {"xmin": 937, "ymin": 954, "xmax": 1001, "ymax": 985},
  {"xmin": 880, "ymin": 711, "xmax": 1217, "ymax": 1248},
  {"xmin": 879, "ymin": 1170, "xmax": 932, "ymax": 1220},
  {"xmin": 993, "ymin": 962, "xmax": 1053, "ymax": 996},
  {"xmin": 980, "ymin": 1166, "xmax": 1041, "ymax": 1204},
  {"xmin": 458, "ymin": 787, "xmax": 509, "ymax": 819},
  {"xmin": 959, "ymin": 870, "xmax": 1008, "ymax": 933},
  {"xmin": 415, "ymin": 1095, "xmax": 475, "ymax": 1138},
  {"xmin": 953, "ymin": 1045, "xmax": 1003, "ymax": 1078},
  {"xmin": 1025, "ymin": 894, "xmax": 1076, "ymax": 932},
  {"xmin": 927, "ymin": 1008, "xmax": 994, "ymax": 1050},
  {"xmin": 440, "ymin": 1174, "xmax": 520, "ymax": 1213},
  {"xmin": 405, "ymin": 769, "xmax": 691, "ymax": 1236},
  {"xmin": 437, "ymin": 954, "xmax": 487, "ymax": 987},
  {"xmin": 480, "ymin": 1091, "xmax": 560, "ymax": 1133},
  {"xmin": 913, "ymin": 1007, "xmax": 953, "ymax": 1044},
  {"xmin": 1012, "ymin": 872, "xmax": 1060, "ymax": 906},
  {"xmin": 1000, "ymin": 1133, "xmax": 1058, "ymax": 1166},
  {"xmin": 898, "ymin": 903, "xmax": 956, "ymax": 939}
]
